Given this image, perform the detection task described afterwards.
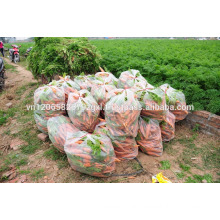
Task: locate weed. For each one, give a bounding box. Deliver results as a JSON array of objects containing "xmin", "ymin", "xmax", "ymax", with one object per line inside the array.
[
  {"xmin": 176, "ymin": 172, "xmax": 185, "ymax": 179},
  {"xmin": 160, "ymin": 160, "xmax": 171, "ymax": 170},
  {"xmin": 192, "ymin": 124, "xmax": 200, "ymax": 132},
  {"xmin": 31, "ymin": 168, "xmax": 45, "ymax": 181},
  {"xmin": 21, "ymin": 144, "xmax": 40, "ymax": 155},
  {"xmin": 179, "ymin": 164, "xmax": 191, "ymax": 172}
]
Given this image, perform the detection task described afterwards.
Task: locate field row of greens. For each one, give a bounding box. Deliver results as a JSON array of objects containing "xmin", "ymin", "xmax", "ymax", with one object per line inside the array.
[{"xmin": 91, "ymin": 39, "xmax": 220, "ymax": 114}]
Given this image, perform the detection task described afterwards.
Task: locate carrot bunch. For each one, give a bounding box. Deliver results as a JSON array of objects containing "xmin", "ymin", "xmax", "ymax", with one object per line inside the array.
[
  {"xmin": 64, "ymin": 131, "xmax": 116, "ymax": 177},
  {"xmin": 117, "ymin": 69, "xmax": 148, "ymax": 89},
  {"xmin": 47, "ymin": 115, "xmax": 79, "ymax": 153},
  {"xmin": 160, "ymin": 84, "xmax": 188, "ymax": 121},
  {"xmin": 136, "ymin": 117, "xmax": 163, "ymax": 157},
  {"xmin": 160, "ymin": 111, "xmax": 176, "ymax": 142},
  {"xmin": 67, "ymin": 89, "xmax": 100, "ymax": 133},
  {"xmin": 138, "ymin": 87, "xmax": 167, "ymax": 122}
]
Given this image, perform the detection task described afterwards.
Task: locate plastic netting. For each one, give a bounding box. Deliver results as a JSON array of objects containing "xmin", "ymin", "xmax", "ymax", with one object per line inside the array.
[
  {"xmin": 47, "ymin": 115, "xmax": 79, "ymax": 153},
  {"xmin": 160, "ymin": 83, "xmax": 188, "ymax": 121},
  {"xmin": 117, "ymin": 69, "xmax": 147, "ymax": 89},
  {"xmin": 136, "ymin": 117, "xmax": 163, "ymax": 156},
  {"xmin": 67, "ymin": 89, "xmax": 100, "ymax": 132},
  {"xmin": 64, "ymin": 131, "xmax": 116, "ymax": 177},
  {"xmin": 160, "ymin": 111, "xmax": 176, "ymax": 142}
]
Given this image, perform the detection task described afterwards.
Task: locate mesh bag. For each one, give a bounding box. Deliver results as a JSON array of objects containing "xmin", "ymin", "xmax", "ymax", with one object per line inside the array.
[
  {"xmin": 105, "ymin": 89, "xmax": 141, "ymax": 137},
  {"xmin": 160, "ymin": 111, "xmax": 176, "ymax": 142},
  {"xmin": 47, "ymin": 115, "xmax": 79, "ymax": 153},
  {"xmin": 110, "ymin": 135, "xmax": 138, "ymax": 160},
  {"xmin": 67, "ymin": 89, "xmax": 100, "ymax": 133},
  {"xmin": 34, "ymin": 111, "xmax": 48, "ymax": 134},
  {"xmin": 117, "ymin": 69, "xmax": 147, "ymax": 89},
  {"xmin": 138, "ymin": 87, "xmax": 167, "ymax": 122},
  {"xmin": 55, "ymin": 76, "xmax": 80, "ymax": 103},
  {"xmin": 136, "ymin": 117, "xmax": 163, "ymax": 157},
  {"xmin": 64, "ymin": 131, "xmax": 116, "ymax": 177},
  {"xmin": 34, "ymin": 84, "xmax": 66, "ymax": 118},
  {"xmin": 91, "ymin": 82, "xmax": 116, "ymax": 107},
  {"xmin": 74, "ymin": 74, "xmax": 96, "ymax": 91},
  {"xmin": 160, "ymin": 83, "xmax": 188, "ymax": 121},
  {"xmin": 94, "ymin": 119, "xmax": 138, "ymax": 160},
  {"xmin": 95, "ymin": 72, "xmax": 118, "ymax": 86}
]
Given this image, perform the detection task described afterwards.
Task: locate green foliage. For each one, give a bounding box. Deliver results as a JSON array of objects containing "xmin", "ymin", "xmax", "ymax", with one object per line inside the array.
[
  {"xmin": 91, "ymin": 39, "xmax": 220, "ymax": 114},
  {"xmin": 186, "ymin": 174, "xmax": 213, "ymax": 183},
  {"xmin": 159, "ymin": 160, "xmax": 171, "ymax": 170},
  {"xmin": 27, "ymin": 37, "xmax": 101, "ymax": 80}
]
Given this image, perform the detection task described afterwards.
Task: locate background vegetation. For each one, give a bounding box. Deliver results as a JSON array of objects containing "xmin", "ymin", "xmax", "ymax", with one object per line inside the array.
[
  {"xmin": 6, "ymin": 38, "xmax": 219, "ymax": 114},
  {"xmin": 91, "ymin": 39, "xmax": 220, "ymax": 114}
]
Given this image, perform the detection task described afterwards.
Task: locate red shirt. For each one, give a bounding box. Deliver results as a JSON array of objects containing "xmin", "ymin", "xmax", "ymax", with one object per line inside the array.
[{"xmin": 0, "ymin": 42, "xmax": 3, "ymax": 49}]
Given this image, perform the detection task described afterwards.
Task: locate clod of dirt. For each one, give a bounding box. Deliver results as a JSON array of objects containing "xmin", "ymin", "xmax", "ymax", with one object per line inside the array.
[
  {"xmin": 10, "ymin": 138, "xmax": 27, "ymax": 150},
  {"xmin": 37, "ymin": 133, "xmax": 48, "ymax": 142},
  {"xmin": 202, "ymin": 179, "xmax": 207, "ymax": 183},
  {"xmin": 6, "ymin": 95, "xmax": 14, "ymax": 100},
  {"xmin": 5, "ymin": 102, "xmax": 13, "ymax": 108}
]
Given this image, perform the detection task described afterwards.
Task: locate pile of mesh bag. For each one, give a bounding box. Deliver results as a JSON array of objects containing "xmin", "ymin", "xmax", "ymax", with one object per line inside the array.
[{"xmin": 33, "ymin": 69, "xmax": 188, "ymax": 177}]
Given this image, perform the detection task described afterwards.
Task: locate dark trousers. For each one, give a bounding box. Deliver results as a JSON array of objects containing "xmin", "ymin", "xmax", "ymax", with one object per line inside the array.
[{"xmin": 0, "ymin": 48, "xmax": 4, "ymax": 57}]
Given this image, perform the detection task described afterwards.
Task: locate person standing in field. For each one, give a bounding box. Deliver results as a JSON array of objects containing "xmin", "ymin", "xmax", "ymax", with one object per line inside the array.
[{"xmin": 0, "ymin": 41, "xmax": 4, "ymax": 57}]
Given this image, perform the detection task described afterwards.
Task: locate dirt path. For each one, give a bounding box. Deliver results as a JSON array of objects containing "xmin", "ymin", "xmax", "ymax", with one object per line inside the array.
[
  {"xmin": 4, "ymin": 58, "xmax": 36, "ymax": 87},
  {"xmin": 0, "ymin": 61, "xmax": 219, "ymax": 183}
]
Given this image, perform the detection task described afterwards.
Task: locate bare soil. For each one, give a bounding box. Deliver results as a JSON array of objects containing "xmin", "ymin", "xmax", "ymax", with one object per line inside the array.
[{"xmin": 0, "ymin": 60, "xmax": 219, "ymax": 183}]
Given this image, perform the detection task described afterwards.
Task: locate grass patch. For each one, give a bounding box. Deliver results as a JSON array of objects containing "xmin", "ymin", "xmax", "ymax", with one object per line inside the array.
[
  {"xmin": 31, "ymin": 168, "xmax": 45, "ymax": 181},
  {"xmin": 160, "ymin": 160, "xmax": 171, "ymax": 170},
  {"xmin": 186, "ymin": 174, "xmax": 213, "ymax": 183},
  {"xmin": 43, "ymin": 147, "xmax": 67, "ymax": 161},
  {"xmin": 0, "ymin": 107, "xmax": 18, "ymax": 125},
  {"xmin": 179, "ymin": 163, "xmax": 191, "ymax": 172},
  {"xmin": 20, "ymin": 144, "xmax": 40, "ymax": 155},
  {"xmin": 4, "ymin": 60, "xmax": 18, "ymax": 73},
  {"xmin": 176, "ymin": 172, "xmax": 185, "ymax": 179},
  {"xmin": 19, "ymin": 169, "xmax": 31, "ymax": 174}
]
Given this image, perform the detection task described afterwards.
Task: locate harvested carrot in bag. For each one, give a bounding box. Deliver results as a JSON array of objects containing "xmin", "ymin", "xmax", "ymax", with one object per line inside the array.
[
  {"xmin": 34, "ymin": 84, "xmax": 66, "ymax": 118},
  {"xmin": 117, "ymin": 69, "xmax": 147, "ymax": 89},
  {"xmin": 64, "ymin": 131, "xmax": 116, "ymax": 177},
  {"xmin": 110, "ymin": 135, "xmax": 138, "ymax": 160},
  {"xmin": 74, "ymin": 74, "xmax": 96, "ymax": 91},
  {"xmin": 91, "ymin": 81, "xmax": 116, "ymax": 107},
  {"xmin": 136, "ymin": 117, "xmax": 163, "ymax": 157},
  {"xmin": 105, "ymin": 89, "xmax": 141, "ymax": 137},
  {"xmin": 94, "ymin": 119, "xmax": 138, "ymax": 160},
  {"xmin": 95, "ymin": 72, "xmax": 118, "ymax": 86},
  {"xmin": 47, "ymin": 115, "xmax": 79, "ymax": 153},
  {"xmin": 54, "ymin": 75, "xmax": 80, "ymax": 103},
  {"xmin": 160, "ymin": 83, "xmax": 188, "ymax": 121},
  {"xmin": 67, "ymin": 90, "xmax": 100, "ymax": 133},
  {"xmin": 160, "ymin": 111, "xmax": 176, "ymax": 142},
  {"xmin": 34, "ymin": 111, "xmax": 48, "ymax": 134},
  {"xmin": 138, "ymin": 87, "xmax": 167, "ymax": 122}
]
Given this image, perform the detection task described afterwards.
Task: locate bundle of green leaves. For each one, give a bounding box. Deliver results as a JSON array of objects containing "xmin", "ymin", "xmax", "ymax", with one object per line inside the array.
[{"xmin": 27, "ymin": 37, "xmax": 101, "ymax": 81}]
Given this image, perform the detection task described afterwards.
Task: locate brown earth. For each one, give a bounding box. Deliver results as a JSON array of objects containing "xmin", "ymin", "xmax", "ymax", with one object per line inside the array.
[{"xmin": 0, "ymin": 60, "xmax": 219, "ymax": 183}]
